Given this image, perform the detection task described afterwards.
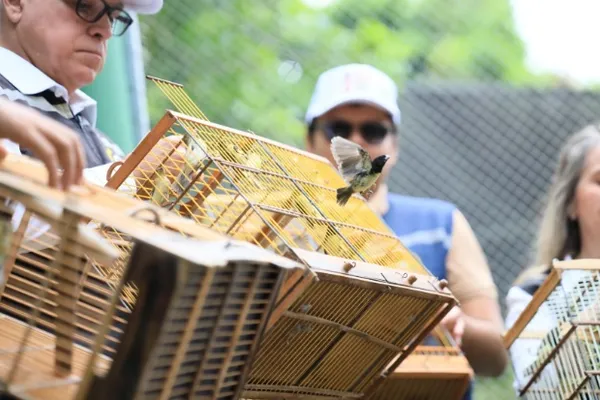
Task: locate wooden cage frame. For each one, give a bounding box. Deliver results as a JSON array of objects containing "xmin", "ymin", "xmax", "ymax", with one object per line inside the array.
[{"xmin": 0, "ymin": 154, "xmax": 305, "ymax": 400}]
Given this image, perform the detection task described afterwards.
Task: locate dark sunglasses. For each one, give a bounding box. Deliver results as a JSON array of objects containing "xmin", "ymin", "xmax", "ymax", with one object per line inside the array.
[
  {"xmin": 71, "ymin": 0, "xmax": 133, "ymax": 37},
  {"xmin": 316, "ymin": 120, "xmax": 395, "ymax": 145}
]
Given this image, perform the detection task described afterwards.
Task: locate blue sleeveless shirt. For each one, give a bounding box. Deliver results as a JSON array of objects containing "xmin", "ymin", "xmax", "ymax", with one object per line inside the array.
[{"xmin": 382, "ymin": 193, "xmax": 473, "ymax": 400}]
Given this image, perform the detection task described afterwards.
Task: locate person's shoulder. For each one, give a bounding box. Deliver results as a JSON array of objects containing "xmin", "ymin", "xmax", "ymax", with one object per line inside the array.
[
  {"xmin": 385, "ymin": 193, "xmax": 457, "ymax": 235},
  {"xmin": 387, "ymin": 192, "xmax": 457, "ymax": 214}
]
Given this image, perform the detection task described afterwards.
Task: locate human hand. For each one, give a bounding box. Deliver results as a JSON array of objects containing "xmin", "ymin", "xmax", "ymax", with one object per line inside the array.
[
  {"xmin": 441, "ymin": 306, "xmax": 466, "ymax": 347},
  {"xmin": 0, "ymin": 98, "xmax": 85, "ymax": 190}
]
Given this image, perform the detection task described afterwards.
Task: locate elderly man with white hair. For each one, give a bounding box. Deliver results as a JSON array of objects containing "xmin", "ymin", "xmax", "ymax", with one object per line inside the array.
[{"xmin": 0, "ymin": 0, "xmax": 163, "ymax": 188}]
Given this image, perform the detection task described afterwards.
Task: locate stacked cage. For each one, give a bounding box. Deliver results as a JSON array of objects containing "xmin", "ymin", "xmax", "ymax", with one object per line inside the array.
[
  {"xmin": 0, "ymin": 154, "xmax": 304, "ymax": 399},
  {"xmin": 369, "ymin": 326, "xmax": 473, "ymax": 400},
  {"xmin": 505, "ymin": 258, "xmax": 600, "ymax": 399},
  {"xmin": 104, "ymin": 77, "xmax": 461, "ymax": 399}
]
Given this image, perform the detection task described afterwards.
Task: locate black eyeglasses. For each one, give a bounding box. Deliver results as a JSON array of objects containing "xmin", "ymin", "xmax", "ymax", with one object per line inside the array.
[
  {"xmin": 316, "ymin": 120, "xmax": 395, "ymax": 145},
  {"xmin": 72, "ymin": 0, "xmax": 133, "ymax": 37}
]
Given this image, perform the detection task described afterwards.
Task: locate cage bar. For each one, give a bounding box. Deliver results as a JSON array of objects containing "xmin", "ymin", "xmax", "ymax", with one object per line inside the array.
[
  {"xmin": 504, "ymin": 258, "xmax": 600, "ymax": 399},
  {"xmin": 0, "ymin": 153, "xmax": 304, "ymax": 400}
]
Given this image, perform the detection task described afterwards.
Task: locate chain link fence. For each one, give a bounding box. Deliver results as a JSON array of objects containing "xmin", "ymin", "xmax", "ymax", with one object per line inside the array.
[{"xmin": 137, "ymin": 1, "xmax": 600, "ymax": 398}]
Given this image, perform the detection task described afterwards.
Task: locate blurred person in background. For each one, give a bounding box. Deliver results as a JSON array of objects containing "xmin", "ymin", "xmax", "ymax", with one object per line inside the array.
[
  {"xmin": 505, "ymin": 124, "xmax": 600, "ymax": 393},
  {"xmin": 304, "ymin": 63, "xmax": 508, "ymax": 398},
  {"xmin": 0, "ymin": 0, "xmax": 163, "ymax": 186}
]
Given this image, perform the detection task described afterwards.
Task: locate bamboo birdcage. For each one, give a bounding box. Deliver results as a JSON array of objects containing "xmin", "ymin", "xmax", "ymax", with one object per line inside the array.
[
  {"xmin": 106, "ymin": 77, "xmax": 427, "ymax": 276},
  {"xmin": 0, "ymin": 154, "xmax": 304, "ymax": 400},
  {"xmin": 0, "ymin": 153, "xmax": 298, "ymax": 310},
  {"xmin": 504, "ymin": 258, "xmax": 600, "ymax": 399},
  {"xmin": 103, "ymin": 77, "xmax": 459, "ymax": 399},
  {"xmin": 368, "ymin": 327, "xmax": 473, "ymax": 400},
  {"xmin": 241, "ymin": 249, "xmax": 456, "ymax": 399}
]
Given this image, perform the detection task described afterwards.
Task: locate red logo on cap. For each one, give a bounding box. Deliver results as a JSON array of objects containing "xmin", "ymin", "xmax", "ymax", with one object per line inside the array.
[{"xmin": 344, "ymin": 70, "xmax": 369, "ymax": 92}]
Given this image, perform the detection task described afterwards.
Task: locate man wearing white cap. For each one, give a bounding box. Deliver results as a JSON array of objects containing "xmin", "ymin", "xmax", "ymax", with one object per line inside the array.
[
  {"xmin": 0, "ymin": 0, "xmax": 163, "ymax": 186},
  {"xmin": 305, "ymin": 64, "xmax": 508, "ymax": 396}
]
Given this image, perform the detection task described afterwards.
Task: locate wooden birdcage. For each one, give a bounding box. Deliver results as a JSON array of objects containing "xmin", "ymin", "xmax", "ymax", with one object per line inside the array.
[
  {"xmin": 103, "ymin": 77, "xmax": 459, "ymax": 399},
  {"xmin": 504, "ymin": 258, "xmax": 600, "ymax": 399},
  {"xmin": 242, "ymin": 250, "xmax": 456, "ymax": 399},
  {"xmin": 0, "ymin": 154, "xmax": 304, "ymax": 399},
  {"xmin": 368, "ymin": 327, "xmax": 473, "ymax": 400},
  {"xmin": 106, "ymin": 77, "xmax": 427, "ymax": 276}
]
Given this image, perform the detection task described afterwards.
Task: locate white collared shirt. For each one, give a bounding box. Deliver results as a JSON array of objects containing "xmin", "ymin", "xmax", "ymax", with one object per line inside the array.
[{"xmin": 0, "ymin": 47, "xmax": 97, "ymax": 124}]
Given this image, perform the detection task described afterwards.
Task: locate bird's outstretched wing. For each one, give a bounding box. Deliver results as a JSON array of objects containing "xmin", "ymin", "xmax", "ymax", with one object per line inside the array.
[{"xmin": 330, "ymin": 136, "xmax": 372, "ymax": 182}]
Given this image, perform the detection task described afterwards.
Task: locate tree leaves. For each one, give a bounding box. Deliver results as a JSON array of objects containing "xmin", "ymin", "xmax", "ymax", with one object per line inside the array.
[{"xmin": 140, "ymin": 0, "xmax": 547, "ymax": 146}]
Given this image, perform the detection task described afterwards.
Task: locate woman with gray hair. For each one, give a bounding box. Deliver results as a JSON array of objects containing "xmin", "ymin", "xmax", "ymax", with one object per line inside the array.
[{"xmin": 504, "ymin": 124, "xmax": 600, "ymax": 393}]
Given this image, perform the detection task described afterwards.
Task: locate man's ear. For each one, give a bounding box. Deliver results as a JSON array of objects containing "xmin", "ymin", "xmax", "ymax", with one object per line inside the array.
[
  {"xmin": 567, "ymin": 201, "xmax": 578, "ymax": 221},
  {"xmin": 305, "ymin": 133, "xmax": 313, "ymax": 152},
  {"xmin": 2, "ymin": 0, "xmax": 24, "ymax": 24}
]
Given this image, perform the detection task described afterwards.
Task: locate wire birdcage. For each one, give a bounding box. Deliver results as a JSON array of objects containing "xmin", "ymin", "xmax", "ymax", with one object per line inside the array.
[
  {"xmin": 105, "ymin": 77, "xmax": 435, "ymax": 310},
  {"xmin": 106, "ymin": 77, "xmax": 428, "ymax": 275},
  {"xmin": 504, "ymin": 258, "xmax": 600, "ymax": 399},
  {"xmin": 368, "ymin": 327, "xmax": 473, "ymax": 400},
  {"xmin": 0, "ymin": 154, "xmax": 303, "ymax": 400},
  {"xmin": 103, "ymin": 77, "xmax": 459, "ymax": 399}
]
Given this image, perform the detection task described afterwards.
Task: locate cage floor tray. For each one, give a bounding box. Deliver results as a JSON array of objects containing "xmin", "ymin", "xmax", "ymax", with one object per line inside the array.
[{"xmin": 0, "ymin": 314, "xmax": 110, "ymax": 400}]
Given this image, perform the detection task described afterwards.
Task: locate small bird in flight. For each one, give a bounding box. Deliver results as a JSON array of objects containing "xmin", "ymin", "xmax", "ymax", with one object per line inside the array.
[{"xmin": 330, "ymin": 136, "xmax": 390, "ymax": 206}]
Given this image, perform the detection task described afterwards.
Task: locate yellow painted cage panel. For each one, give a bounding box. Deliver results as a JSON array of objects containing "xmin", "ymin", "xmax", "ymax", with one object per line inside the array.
[{"xmin": 106, "ymin": 77, "xmax": 428, "ymax": 279}]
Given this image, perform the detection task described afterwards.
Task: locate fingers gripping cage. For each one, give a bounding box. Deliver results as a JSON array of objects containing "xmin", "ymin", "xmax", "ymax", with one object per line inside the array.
[
  {"xmin": 504, "ymin": 259, "xmax": 600, "ymax": 400},
  {"xmin": 0, "ymin": 154, "xmax": 244, "ymax": 311}
]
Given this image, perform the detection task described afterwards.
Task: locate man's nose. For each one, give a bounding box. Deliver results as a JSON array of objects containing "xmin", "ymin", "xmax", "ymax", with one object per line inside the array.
[
  {"xmin": 349, "ymin": 129, "xmax": 368, "ymax": 148},
  {"xmin": 89, "ymin": 14, "xmax": 113, "ymax": 40}
]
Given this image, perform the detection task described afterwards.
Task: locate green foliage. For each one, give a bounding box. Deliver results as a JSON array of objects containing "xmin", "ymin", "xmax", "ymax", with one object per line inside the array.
[
  {"xmin": 140, "ymin": 0, "xmax": 551, "ymax": 147},
  {"xmin": 474, "ymin": 368, "xmax": 516, "ymax": 399}
]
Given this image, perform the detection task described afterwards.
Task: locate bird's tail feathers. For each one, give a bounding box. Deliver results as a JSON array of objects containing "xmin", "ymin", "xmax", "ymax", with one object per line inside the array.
[{"xmin": 336, "ymin": 186, "xmax": 354, "ymax": 206}]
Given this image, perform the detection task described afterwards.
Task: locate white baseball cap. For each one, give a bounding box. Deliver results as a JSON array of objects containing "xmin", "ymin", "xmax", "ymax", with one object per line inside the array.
[
  {"xmin": 305, "ymin": 63, "xmax": 401, "ymax": 125},
  {"xmin": 123, "ymin": 0, "xmax": 164, "ymax": 14}
]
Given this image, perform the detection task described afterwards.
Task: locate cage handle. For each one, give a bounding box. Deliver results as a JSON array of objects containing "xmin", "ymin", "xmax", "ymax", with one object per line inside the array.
[
  {"xmin": 106, "ymin": 161, "xmax": 124, "ymax": 182},
  {"xmin": 127, "ymin": 206, "xmax": 162, "ymax": 226}
]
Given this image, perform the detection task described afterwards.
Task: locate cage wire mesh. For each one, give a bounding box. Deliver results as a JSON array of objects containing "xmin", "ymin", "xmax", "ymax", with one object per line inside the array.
[
  {"xmin": 136, "ymin": 0, "xmax": 600, "ymax": 397},
  {"xmin": 504, "ymin": 259, "xmax": 600, "ymax": 400},
  {"xmin": 108, "ymin": 77, "xmax": 428, "ymax": 278},
  {"xmin": 106, "ymin": 80, "xmax": 463, "ymax": 399}
]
